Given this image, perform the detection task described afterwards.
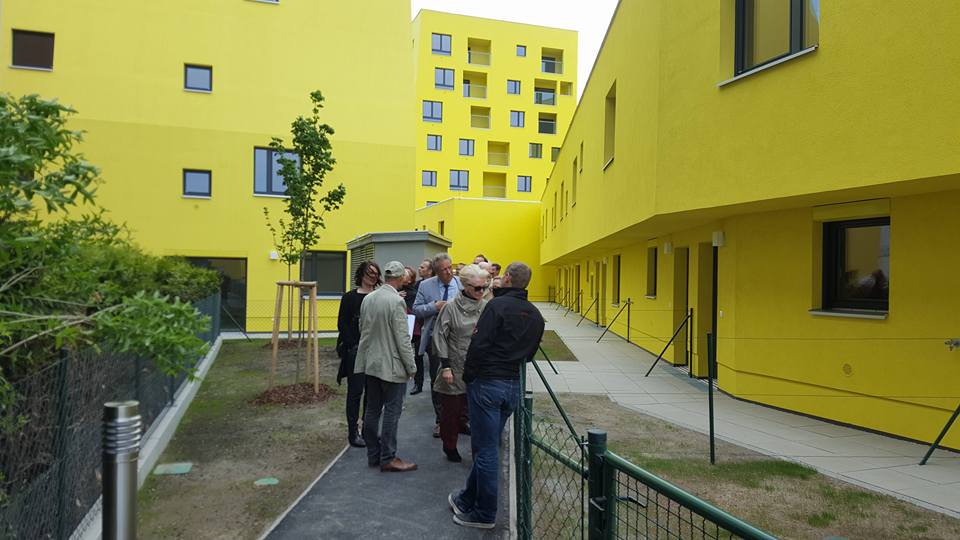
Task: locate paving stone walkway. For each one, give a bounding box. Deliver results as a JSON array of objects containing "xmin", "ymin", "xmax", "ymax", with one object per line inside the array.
[
  {"xmin": 262, "ymin": 382, "xmax": 511, "ymax": 539},
  {"xmin": 531, "ymin": 303, "xmax": 960, "ymax": 517}
]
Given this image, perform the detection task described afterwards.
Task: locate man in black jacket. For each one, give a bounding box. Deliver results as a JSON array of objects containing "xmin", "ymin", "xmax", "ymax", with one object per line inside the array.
[{"xmin": 449, "ymin": 262, "xmax": 544, "ymax": 530}]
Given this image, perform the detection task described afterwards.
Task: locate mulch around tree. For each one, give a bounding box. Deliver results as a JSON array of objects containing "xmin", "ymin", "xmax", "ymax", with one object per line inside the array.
[{"xmin": 250, "ymin": 383, "xmax": 336, "ymax": 406}]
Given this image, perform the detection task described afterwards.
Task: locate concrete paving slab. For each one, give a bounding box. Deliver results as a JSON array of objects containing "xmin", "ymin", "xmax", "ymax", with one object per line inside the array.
[{"xmin": 843, "ymin": 468, "xmax": 939, "ymax": 492}]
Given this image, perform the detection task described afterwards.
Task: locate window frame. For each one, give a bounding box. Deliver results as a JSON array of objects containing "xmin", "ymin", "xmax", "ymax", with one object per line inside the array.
[
  {"xmin": 431, "ymin": 33, "xmax": 452, "ymax": 56},
  {"xmin": 458, "ymin": 138, "xmax": 475, "ymax": 157},
  {"xmin": 182, "ymin": 169, "xmax": 212, "ymax": 198},
  {"xmin": 517, "ymin": 175, "xmax": 532, "ymax": 193},
  {"xmin": 734, "ymin": 0, "xmax": 811, "ymax": 76},
  {"xmin": 254, "ymin": 147, "xmax": 299, "ymax": 196},
  {"xmin": 551, "ymin": 147, "xmax": 561, "ymax": 162},
  {"xmin": 516, "ymin": 44, "xmax": 527, "ymax": 57},
  {"xmin": 299, "ymin": 250, "xmax": 347, "ymax": 296},
  {"xmin": 184, "ymin": 64, "xmax": 213, "ymax": 92},
  {"xmin": 449, "ymin": 169, "xmax": 469, "ymax": 191},
  {"xmin": 507, "ymin": 80, "xmax": 521, "ymax": 95},
  {"xmin": 510, "ymin": 110, "xmax": 525, "ymax": 128},
  {"xmin": 427, "ymin": 134, "xmax": 442, "ymax": 151},
  {"xmin": 11, "ymin": 29, "xmax": 55, "ymax": 70},
  {"xmin": 538, "ymin": 113, "xmax": 557, "ymax": 135},
  {"xmin": 646, "ymin": 247, "xmax": 658, "ymax": 298},
  {"xmin": 422, "ymin": 170, "xmax": 437, "ymax": 187},
  {"xmin": 434, "ymin": 67, "xmax": 455, "ymax": 90},
  {"xmin": 422, "ymin": 100, "xmax": 443, "ymax": 122},
  {"xmin": 821, "ymin": 217, "xmax": 891, "ymax": 312},
  {"xmin": 529, "ymin": 143, "xmax": 543, "ymax": 159}
]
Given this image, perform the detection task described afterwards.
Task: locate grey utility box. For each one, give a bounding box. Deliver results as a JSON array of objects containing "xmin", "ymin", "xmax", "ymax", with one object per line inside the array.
[{"xmin": 346, "ymin": 231, "xmax": 452, "ymax": 278}]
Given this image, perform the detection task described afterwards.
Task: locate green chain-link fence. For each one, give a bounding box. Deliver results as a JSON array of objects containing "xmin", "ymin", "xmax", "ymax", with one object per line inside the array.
[{"xmin": 516, "ymin": 357, "xmax": 777, "ymax": 540}]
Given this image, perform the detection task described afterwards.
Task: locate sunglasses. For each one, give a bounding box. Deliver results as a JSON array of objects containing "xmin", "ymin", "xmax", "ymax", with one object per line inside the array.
[{"xmin": 468, "ymin": 284, "xmax": 489, "ymax": 293}]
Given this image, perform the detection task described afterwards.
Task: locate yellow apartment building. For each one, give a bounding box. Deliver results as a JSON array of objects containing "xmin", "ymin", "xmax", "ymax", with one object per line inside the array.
[
  {"xmin": 412, "ymin": 10, "xmax": 576, "ymax": 295},
  {"xmin": 542, "ymin": 0, "xmax": 960, "ymax": 448},
  {"xmin": 1, "ymin": 0, "xmax": 417, "ymax": 331}
]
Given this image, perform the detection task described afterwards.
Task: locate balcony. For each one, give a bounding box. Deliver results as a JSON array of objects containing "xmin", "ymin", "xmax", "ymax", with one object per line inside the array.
[
  {"xmin": 463, "ymin": 70, "xmax": 488, "ymax": 99},
  {"xmin": 483, "ymin": 172, "xmax": 507, "ymax": 198},
  {"xmin": 471, "ymin": 106, "xmax": 491, "ymax": 129},
  {"xmin": 467, "ymin": 38, "xmax": 492, "ymax": 66},
  {"xmin": 541, "ymin": 47, "xmax": 565, "ymax": 75},
  {"xmin": 487, "ymin": 141, "xmax": 510, "ymax": 166},
  {"xmin": 534, "ymin": 89, "xmax": 556, "ymax": 105},
  {"xmin": 538, "ymin": 113, "xmax": 557, "ymax": 135}
]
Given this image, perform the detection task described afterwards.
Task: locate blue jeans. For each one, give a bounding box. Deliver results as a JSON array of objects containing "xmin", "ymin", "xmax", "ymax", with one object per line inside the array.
[{"xmin": 456, "ymin": 378, "xmax": 520, "ymax": 524}]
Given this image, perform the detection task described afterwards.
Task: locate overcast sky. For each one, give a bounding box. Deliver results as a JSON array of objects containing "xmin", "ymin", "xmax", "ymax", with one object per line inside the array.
[{"xmin": 411, "ymin": 0, "xmax": 619, "ymax": 100}]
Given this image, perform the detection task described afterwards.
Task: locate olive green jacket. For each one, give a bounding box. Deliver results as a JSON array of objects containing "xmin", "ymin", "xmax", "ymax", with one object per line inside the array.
[
  {"xmin": 432, "ymin": 293, "xmax": 486, "ymax": 395},
  {"xmin": 354, "ymin": 284, "xmax": 416, "ymax": 383}
]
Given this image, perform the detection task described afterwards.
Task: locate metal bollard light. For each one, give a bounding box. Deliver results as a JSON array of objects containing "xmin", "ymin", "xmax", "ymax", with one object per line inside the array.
[{"xmin": 103, "ymin": 401, "xmax": 141, "ymax": 540}]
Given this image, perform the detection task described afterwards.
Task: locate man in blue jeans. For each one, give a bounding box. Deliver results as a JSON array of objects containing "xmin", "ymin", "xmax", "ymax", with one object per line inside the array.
[{"xmin": 449, "ymin": 262, "xmax": 545, "ymax": 529}]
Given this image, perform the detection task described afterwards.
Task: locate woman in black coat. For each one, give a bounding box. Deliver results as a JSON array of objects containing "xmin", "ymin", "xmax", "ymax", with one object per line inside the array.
[{"xmin": 336, "ymin": 261, "xmax": 381, "ymax": 447}]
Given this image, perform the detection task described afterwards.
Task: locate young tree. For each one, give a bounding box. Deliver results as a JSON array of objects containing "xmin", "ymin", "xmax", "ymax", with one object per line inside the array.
[{"xmin": 264, "ymin": 90, "xmax": 347, "ymax": 280}]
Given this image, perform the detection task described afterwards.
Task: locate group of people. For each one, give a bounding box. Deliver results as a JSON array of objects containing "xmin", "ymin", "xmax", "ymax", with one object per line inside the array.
[{"xmin": 335, "ymin": 253, "xmax": 545, "ymax": 529}]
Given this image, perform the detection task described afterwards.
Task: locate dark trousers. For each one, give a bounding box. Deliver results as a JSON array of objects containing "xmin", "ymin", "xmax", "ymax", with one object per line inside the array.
[
  {"xmin": 412, "ymin": 335, "xmax": 424, "ymax": 387},
  {"xmin": 345, "ymin": 372, "xmax": 365, "ymax": 431},
  {"xmin": 439, "ymin": 393, "xmax": 467, "ymax": 450},
  {"xmin": 427, "ymin": 348, "xmax": 443, "ymax": 424},
  {"xmin": 455, "ymin": 378, "xmax": 520, "ymax": 524},
  {"xmin": 363, "ymin": 376, "xmax": 407, "ymax": 465}
]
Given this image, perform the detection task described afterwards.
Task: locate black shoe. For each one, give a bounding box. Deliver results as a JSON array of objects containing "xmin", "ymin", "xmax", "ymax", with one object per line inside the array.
[
  {"xmin": 349, "ymin": 433, "xmax": 366, "ymax": 448},
  {"xmin": 444, "ymin": 448, "xmax": 462, "ymax": 463},
  {"xmin": 410, "ymin": 384, "xmax": 423, "ymax": 395}
]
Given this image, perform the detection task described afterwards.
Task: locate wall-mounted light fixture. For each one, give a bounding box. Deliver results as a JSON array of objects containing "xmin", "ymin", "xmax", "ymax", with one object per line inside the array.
[
  {"xmin": 269, "ymin": 250, "xmax": 279, "ymax": 260},
  {"xmin": 663, "ymin": 241, "xmax": 673, "ymax": 254},
  {"xmin": 712, "ymin": 231, "xmax": 725, "ymax": 248}
]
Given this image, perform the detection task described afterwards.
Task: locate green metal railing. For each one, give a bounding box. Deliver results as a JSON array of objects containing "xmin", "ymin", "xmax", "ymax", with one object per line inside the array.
[{"xmin": 516, "ymin": 347, "xmax": 778, "ymax": 540}]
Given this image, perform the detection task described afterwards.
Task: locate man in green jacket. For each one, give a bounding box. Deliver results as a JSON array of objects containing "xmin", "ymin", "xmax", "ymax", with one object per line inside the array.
[{"xmin": 355, "ymin": 260, "xmax": 418, "ymax": 472}]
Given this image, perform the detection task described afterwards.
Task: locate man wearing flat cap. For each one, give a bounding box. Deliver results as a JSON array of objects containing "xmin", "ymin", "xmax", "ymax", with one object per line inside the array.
[{"xmin": 355, "ymin": 260, "xmax": 418, "ymax": 472}]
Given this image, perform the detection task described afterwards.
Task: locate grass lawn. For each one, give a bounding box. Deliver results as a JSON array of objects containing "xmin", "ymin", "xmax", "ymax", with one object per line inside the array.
[
  {"xmin": 534, "ymin": 330, "xmax": 578, "ymax": 362},
  {"xmin": 536, "ymin": 393, "xmax": 960, "ymax": 539},
  {"xmin": 137, "ymin": 338, "xmax": 346, "ymax": 539}
]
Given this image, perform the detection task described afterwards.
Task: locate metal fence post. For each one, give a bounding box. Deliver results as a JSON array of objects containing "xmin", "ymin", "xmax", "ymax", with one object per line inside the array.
[
  {"xmin": 626, "ymin": 298, "xmax": 631, "ymax": 343},
  {"xmin": 587, "ymin": 429, "xmax": 608, "ymax": 540},
  {"xmin": 707, "ymin": 332, "xmax": 717, "ymax": 465},
  {"xmin": 103, "ymin": 401, "xmax": 141, "ymax": 540}
]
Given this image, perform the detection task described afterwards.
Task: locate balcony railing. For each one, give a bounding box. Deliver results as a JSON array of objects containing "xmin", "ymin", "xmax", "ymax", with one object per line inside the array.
[
  {"xmin": 471, "ymin": 114, "xmax": 491, "ymax": 129},
  {"xmin": 483, "ymin": 185, "xmax": 507, "ymax": 198},
  {"xmin": 463, "ymin": 84, "xmax": 488, "ymax": 99},
  {"xmin": 468, "ymin": 50, "xmax": 491, "ymax": 66},
  {"xmin": 534, "ymin": 91, "xmax": 556, "ymax": 105},
  {"xmin": 538, "ymin": 120, "xmax": 557, "ymax": 135},
  {"xmin": 487, "ymin": 152, "xmax": 509, "ymax": 166},
  {"xmin": 541, "ymin": 58, "xmax": 563, "ymax": 74}
]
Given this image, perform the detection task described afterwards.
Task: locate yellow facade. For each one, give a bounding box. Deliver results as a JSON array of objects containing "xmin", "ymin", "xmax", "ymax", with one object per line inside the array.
[
  {"xmin": 412, "ymin": 10, "xmax": 577, "ymax": 208},
  {"xmin": 416, "ymin": 198, "xmax": 553, "ymax": 301},
  {"xmin": 2, "ymin": 0, "xmax": 416, "ymax": 331},
  {"xmin": 542, "ymin": 1, "xmax": 960, "ymax": 447}
]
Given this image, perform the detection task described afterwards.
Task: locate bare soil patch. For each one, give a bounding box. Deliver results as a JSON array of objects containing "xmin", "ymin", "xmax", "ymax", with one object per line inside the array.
[
  {"xmin": 250, "ymin": 382, "xmax": 336, "ymax": 406},
  {"xmin": 537, "ymin": 392, "xmax": 960, "ymax": 540},
  {"xmin": 138, "ymin": 338, "xmax": 346, "ymax": 539}
]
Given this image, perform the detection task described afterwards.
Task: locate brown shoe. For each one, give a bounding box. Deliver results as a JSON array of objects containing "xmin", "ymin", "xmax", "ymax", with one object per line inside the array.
[{"xmin": 380, "ymin": 458, "xmax": 418, "ymax": 472}]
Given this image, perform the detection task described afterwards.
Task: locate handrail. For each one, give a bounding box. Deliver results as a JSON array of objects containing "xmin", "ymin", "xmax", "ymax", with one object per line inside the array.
[
  {"xmin": 644, "ymin": 308, "xmax": 693, "ymax": 377},
  {"xmin": 597, "ymin": 299, "xmax": 631, "ymax": 343},
  {"xmin": 531, "ymin": 436, "xmax": 585, "ymax": 477},
  {"xmin": 577, "ymin": 295, "xmax": 599, "ymax": 327},
  {"xmin": 602, "ymin": 451, "xmax": 778, "ymax": 540}
]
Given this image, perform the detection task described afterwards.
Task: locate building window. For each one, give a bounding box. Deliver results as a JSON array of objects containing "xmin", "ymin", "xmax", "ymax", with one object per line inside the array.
[
  {"xmin": 450, "ymin": 170, "xmax": 469, "ymax": 191},
  {"xmin": 613, "ymin": 255, "xmax": 622, "ymax": 304},
  {"xmin": 184, "ymin": 64, "xmax": 212, "ymax": 92},
  {"xmin": 422, "ymin": 100, "xmax": 443, "ymax": 122},
  {"xmin": 11, "ymin": 30, "xmax": 54, "ymax": 70},
  {"xmin": 579, "ymin": 141, "xmax": 584, "ymax": 172},
  {"xmin": 422, "ymin": 170, "xmax": 437, "ymax": 187},
  {"xmin": 300, "ymin": 251, "xmax": 347, "ymax": 295},
  {"xmin": 822, "ymin": 217, "xmax": 890, "ymax": 311},
  {"xmin": 427, "ymin": 134, "xmax": 442, "ymax": 151},
  {"xmin": 538, "ymin": 113, "xmax": 556, "ymax": 134},
  {"xmin": 510, "ymin": 110, "xmax": 525, "ymax": 128},
  {"xmin": 516, "ymin": 45, "xmax": 527, "ymax": 57},
  {"xmin": 646, "ymin": 247, "xmax": 657, "ymax": 297},
  {"xmin": 434, "ymin": 67, "xmax": 454, "ymax": 90},
  {"xmin": 432, "ymin": 33, "xmax": 452, "ymax": 55},
  {"xmin": 571, "ymin": 158, "xmax": 577, "ymax": 206},
  {"xmin": 734, "ymin": 0, "xmax": 820, "ymax": 75},
  {"xmin": 426, "ymin": 201, "xmax": 438, "ymax": 206},
  {"xmin": 183, "ymin": 169, "xmax": 211, "ymax": 197},
  {"xmin": 534, "ymin": 87, "xmax": 556, "ymax": 105},
  {"xmin": 529, "ymin": 143, "xmax": 542, "ymax": 159},
  {"xmin": 459, "ymin": 138, "xmax": 475, "ymax": 156},
  {"xmin": 551, "ymin": 147, "xmax": 560, "ymax": 162},
  {"xmin": 507, "ymin": 80, "xmax": 521, "ymax": 95},
  {"xmin": 254, "ymin": 147, "xmax": 299, "ymax": 195},
  {"xmin": 541, "ymin": 56, "xmax": 561, "ymax": 74},
  {"xmin": 518, "ymin": 175, "xmax": 532, "ymax": 193},
  {"xmin": 604, "ymin": 83, "xmax": 616, "ymax": 166}
]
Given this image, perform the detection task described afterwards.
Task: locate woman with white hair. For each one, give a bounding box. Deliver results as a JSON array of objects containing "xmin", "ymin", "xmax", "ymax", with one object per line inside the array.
[{"xmin": 432, "ymin": 263, "xmax": 489, "ymax": 462}]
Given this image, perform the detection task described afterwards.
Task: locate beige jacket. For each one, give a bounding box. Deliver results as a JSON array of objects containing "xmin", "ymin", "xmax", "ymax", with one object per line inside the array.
[
  {"xmin": 354, "ymin": 284, "xmax": 416, "ymax": 383},
  {"xmin": 432, "ymin": 293, "xmax": 486, "ymax": 395}
]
